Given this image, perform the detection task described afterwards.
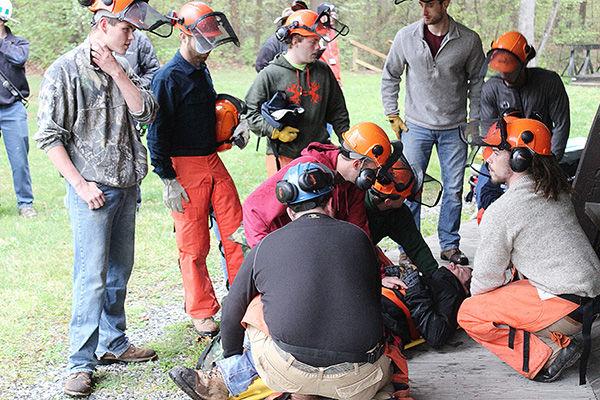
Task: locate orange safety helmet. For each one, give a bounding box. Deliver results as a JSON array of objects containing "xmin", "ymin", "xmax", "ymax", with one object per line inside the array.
[
  {"xmin": 215, "ymin": 94, "xmax": 246, "ymax": 152},
  {"xmin": 341, "ymin": 122, "xmax": 392, "ymax": 167},
  {"xmin": 82, "ymin": 0, "xmax": 173, "ymax": 36},
  {"xmin": 174, "ymin": 1, "xmax": 239, "ymax": 53},
  {"xmin": 275, "ymin": 9, "xmax": 328, "ymax": 41},
  {"xmin": 371, "ymin": 158, "xmax": 419, "ymax": 201},
  {"xmin": 482, "ymin": 116, "xmax": 552, "ymax": 172},
  {"xmin": 488, "ymin": 31, "xmax": 536, "ymax": 73}
]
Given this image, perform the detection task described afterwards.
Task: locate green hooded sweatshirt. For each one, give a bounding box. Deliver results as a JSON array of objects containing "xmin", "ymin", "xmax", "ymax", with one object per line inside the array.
[{"xmin": 244, "ymin": 54, "xmax": 350, "ymax": 159}]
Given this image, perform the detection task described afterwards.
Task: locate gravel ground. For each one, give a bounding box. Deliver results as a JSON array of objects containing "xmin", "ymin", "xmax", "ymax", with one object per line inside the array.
[{"xmin": 2, "ymin": 275, "xmax": 229, "ymax": 400}]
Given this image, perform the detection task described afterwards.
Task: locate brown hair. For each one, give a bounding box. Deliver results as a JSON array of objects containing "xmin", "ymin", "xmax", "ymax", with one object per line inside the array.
[{"xmin": 529, "ymin": 153, "xmax": 572, "ymax": 200}]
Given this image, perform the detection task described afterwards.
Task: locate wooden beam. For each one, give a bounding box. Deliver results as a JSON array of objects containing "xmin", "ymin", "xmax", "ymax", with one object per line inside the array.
[
  {"xmin": 349, "ymin": 39, "xmax": 388, "ymax": 60},
  {"xmin": 355, "ymin": 59, "xmax": 383, "ymax": 73}
]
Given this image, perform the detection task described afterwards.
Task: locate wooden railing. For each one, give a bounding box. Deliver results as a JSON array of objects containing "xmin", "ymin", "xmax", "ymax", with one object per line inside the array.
[{"xmin": 350, "ymin": 39, "xmax": 389, "ymax": 72}]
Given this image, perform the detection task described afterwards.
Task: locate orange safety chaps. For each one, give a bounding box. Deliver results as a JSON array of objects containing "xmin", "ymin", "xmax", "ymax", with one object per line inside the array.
[
  {"xmin": 458, "ymin": 279, "xmax": 579, "ymax": 379},
  {"xmin": 172, "ymin": 154, "xmax": 244, "ymax": 319}
]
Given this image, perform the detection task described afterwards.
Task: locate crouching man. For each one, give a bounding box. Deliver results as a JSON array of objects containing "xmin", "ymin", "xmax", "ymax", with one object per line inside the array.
[
  {"xmin": 458, "ymin": 117, "xmax": 600, "ymax": 382},
  {"xmin": 170, "ymin": 162, "xmax": 396, "ymax": 399}
]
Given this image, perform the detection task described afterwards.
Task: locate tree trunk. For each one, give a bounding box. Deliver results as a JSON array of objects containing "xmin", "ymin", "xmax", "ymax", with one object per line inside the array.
[
  {"xmin": 537, "ymin": 0, "xmax": 561, "ymax": 60},
  {"xmin": 579, "ymin": 0, "xmax": 587, "ymax": 24},
  {"xmin": 254, "ymin": 0, "xmax": 263, "ymax": 53},
  {"xmin": 518, "ymin": 0, "xmax": 536, "ymax": 66}
]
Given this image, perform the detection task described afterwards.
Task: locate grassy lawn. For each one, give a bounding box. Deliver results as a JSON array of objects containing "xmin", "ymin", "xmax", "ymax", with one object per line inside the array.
[{"xmin": 0, "ymin": 66, "xmax": 598, "ymax": 395}]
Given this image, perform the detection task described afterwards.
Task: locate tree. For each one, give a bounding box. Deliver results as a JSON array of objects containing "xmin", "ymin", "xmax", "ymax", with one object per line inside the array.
[{"xmin": 518, "ymin": 0, "xmax": 536, "ymax": 65}]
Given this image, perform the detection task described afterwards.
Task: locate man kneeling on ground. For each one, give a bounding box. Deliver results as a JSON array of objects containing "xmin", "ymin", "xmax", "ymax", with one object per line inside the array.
[
  {"xmin": 458, "ymin": 116, "xmax": 600, "ymax": 382},
  {"xmin": 170, "ymin": 162, "xmax": 397, "ymax": 400}
]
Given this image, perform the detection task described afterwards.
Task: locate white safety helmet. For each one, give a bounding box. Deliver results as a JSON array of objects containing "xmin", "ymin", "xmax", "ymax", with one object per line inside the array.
[{"xmin": 0, "ymin": 0, "xmax": 13, "ymax": 22}]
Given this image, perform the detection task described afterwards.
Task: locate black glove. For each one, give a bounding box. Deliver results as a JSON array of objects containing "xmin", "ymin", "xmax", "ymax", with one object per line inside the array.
[{"xmin": 399, "ymin": 268, "xmax": 421, "ymax": 289}]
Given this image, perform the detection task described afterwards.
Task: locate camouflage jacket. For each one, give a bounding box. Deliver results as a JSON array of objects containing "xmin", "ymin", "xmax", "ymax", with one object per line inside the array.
[{"xmin": 35, "ymin": 39, "xmax": 158, "ymax": 188}]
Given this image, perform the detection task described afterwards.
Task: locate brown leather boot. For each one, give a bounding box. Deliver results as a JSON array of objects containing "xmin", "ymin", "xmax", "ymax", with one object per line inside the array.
[
  {"xmin": 169, "ymin": 366, "xmax": 228, "ymax": 400},
  {"xmin": 193, "ymin": 317, "xmax": 219, "ymax": 337},
  {"xmin": 99, "ymin": 344, "xmax": 157, "ymax": 364},
  {"xmin": 63, "ymin": 372, "xmax": 92, "ymax": 397}
]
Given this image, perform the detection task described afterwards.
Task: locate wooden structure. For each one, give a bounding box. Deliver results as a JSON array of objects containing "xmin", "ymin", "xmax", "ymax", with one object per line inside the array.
[
  {"xmin": 350, "ymin": 39, "xmax": 388, "ymax": 72},
  {"xmin": 562, "ymin": 44, "xmax": 600, "ymax": 85}
]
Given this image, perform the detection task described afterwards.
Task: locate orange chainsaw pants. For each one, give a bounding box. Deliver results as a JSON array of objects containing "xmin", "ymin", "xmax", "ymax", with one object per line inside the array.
[
  {"xmin": 172, "ymin": 154, "xmax": 244, "ymax": 319},
  {"xmin": 458, "ymin": 279, "xmax": 579, "ymax": 379}
]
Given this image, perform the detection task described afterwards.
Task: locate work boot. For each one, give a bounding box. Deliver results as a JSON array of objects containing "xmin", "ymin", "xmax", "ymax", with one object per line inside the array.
[
  {"xmin": 18, "ymin": 205, "xmax": 38, "ymax": 218},
  {"xmin": 193, "ymin": 317, "xmax": 219, "ymax": 337},
  {"xmin": 169, "ymin": 366, "xmax": 228, "ymax": 400},
  {"xmin": 63, "ymin": 371, "xmax": 92, "ymax": 397},
  {"xmin": 440, "ymin": 248, "xmax": 469, "ymax": 265},
  {"xmin": 98, "ymin": 344, "xmax": 157, "ymax": 365},
  {"xmin": 534, "ymin": 338, "xmax": 582, "ymax": 382}
]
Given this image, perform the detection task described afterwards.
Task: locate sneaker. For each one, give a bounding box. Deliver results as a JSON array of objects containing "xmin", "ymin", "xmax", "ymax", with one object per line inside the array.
[
  {"xmin": 534, "ymin": 338, "xmax": 582, "ymax": 382},
  {"xmin": 18, "ymin": 206, "xmax": 37, "ymax": 218},
  {"xmin": 98, "ymin": 344, "xmax": 157, "ymax": 365},
  {"xmin": 440, "ymin": 248, "xmax": 469, "ymax": 265},
  {"xmin": 64, "ymin": 371, "xmax": 92, "ymax": 397},
  {"xmin": 193, "ymin": 317, "xmax": 219, "ymax": 337},
  {"xmin": 169, "ymin": 366, "xmax": 228, "ymax": 400}
]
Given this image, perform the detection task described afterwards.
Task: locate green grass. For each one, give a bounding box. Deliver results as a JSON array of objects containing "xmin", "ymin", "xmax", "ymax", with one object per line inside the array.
[{"xmin": 0, "ymin": 66, "xmax": 599, "ymax": 393}]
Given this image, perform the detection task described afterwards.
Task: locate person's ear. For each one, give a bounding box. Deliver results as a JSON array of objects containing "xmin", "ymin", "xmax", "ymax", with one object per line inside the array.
[{"xmin": 286, "ymin": 207, "xmax": 297, "ymax": 220}]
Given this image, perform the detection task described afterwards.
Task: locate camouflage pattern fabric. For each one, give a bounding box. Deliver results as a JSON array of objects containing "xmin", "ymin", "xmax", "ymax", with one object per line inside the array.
[{"xmin": 35, "ymin": 39, "xmax": 158, "ymax": 188}]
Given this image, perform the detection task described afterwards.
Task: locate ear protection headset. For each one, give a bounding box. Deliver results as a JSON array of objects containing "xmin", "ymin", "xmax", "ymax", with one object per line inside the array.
[
  {"xmin": 275, "ymin": 20, "xmax": 299, "ymax": 42},
  {"xmin": 496, "ymin": 117, "xmax": 538, "ymax": 173},
  {"xmin": 275, "ymin": 164, "xmax": 335, "ymax": 205}
]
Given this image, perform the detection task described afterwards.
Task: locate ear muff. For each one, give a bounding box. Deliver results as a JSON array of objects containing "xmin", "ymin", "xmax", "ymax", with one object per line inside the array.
[
  {"xmin": 356, "ymin": 168, "xmax": 377, "ymax": 191},
  {"xmin": 275, "ymin": 180, "xmax": 298, "ymax": 204},
  {"xmin": 524, "ymin": 44, "xmax": 536, "ymax": 62},
  {"xmin": 298, "ymin": 169, "xmax": 333, "ymax": 192},
  {"xmin": 275, "ymin": 21, "xmax": 299, "ymax": 42},
  {"xmin": 509, "ymin": 148, "xmax": 533, "ymax": 172}
]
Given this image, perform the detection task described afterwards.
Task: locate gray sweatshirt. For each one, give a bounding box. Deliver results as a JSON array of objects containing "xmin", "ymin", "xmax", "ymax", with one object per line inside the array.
[
  {"xmin": 381, "ymin": 17, "xmax": 485, "ymax": 130},
  {"xmin": 471, "ymin": 175, "xmax": 600, "ymax": 298}
]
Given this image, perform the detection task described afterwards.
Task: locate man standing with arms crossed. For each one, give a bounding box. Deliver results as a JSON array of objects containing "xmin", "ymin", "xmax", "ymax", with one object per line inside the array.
[
  {"xmin": 381, "ymin": 0, "xmax": 484, "ymax": 265},
  {"xmin": 35, "ymin": 0, "xmax": 169, "ymax": 395}
]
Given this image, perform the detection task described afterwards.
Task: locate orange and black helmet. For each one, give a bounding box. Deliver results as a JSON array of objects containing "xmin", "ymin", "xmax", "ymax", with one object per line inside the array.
[
  {"xmin": 488, "ymin": 31, "xmax": 536, "ymax": 73},
  {"xmin": 482, "ymin": 116, "xmax": 552, "ymax": 161},
  {"xmin": 215, "ymin": 94, "xmax": 246, "ymax": 152},
  {"xmin": 341, "ymin": 122, "xmax": 392, "ymax": 167},
  {"xmin": 285, "ymin": 9, "xmax": 327, "ymax": 38},
  {"xmin": 371, "ymin": 157, "xmax": 419, "ymax": 201}
]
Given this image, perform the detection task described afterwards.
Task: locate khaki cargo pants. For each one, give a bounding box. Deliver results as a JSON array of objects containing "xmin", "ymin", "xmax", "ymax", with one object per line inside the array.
[{"xmin": 247, "ymin": 325, "xmax": 393, "ymax": 400}]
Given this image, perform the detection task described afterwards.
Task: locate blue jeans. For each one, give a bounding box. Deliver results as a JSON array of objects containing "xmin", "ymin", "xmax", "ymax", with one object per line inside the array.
[
  {"xmin": 209, "ymin": 209, "xmax": 228, "ymax": 284},
  {"xmin": 0, "ymin": 102, "xmax": 33, "ymax": 208},
  {"xmin": 66, "ymin": 183, "xmax": 137, "ymax": 373},
  {"xmin": 402, "ymin": 122, "xmax": 467, "ymax": 251},
  {"xmin": 216, "ymin": 347, "xmax": 258, "ymax": 396}
]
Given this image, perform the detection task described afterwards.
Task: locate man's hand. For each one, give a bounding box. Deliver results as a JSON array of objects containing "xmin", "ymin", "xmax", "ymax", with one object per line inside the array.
[
  {"xmin": 382, "ymin": 276, "xmax": 408, "ymax": 290},
  {"xmin": 90, "ymin": 41, "xmax": 125, "ymax": 78},
  {"xmin": 462, "ymin": 119, "xmax": 483, "ymax": 145},
  {"xmin": 387, "ymin": 114, "xmax": 408, "ymax": 138},
  {"xmin": 74, "ymin": 180, "xmax": 105, "ymax": 210},
  {"xmin": 271, "ymin": 126, "xmax": 299, "ymax": 143},
  {"xmin": 162, "ymin": 178, "xmax": 189, "ymax": 213}
]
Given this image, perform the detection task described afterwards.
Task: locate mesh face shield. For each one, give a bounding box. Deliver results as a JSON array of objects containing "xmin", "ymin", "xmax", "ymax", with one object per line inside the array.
[{"xmin": 186, "ymin": 12, "xmax": 239, "ymax": 54}]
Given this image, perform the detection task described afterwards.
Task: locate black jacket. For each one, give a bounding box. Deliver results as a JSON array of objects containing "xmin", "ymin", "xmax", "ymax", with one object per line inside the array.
[
  {"xmin": 255, "ymin": 34, "xmax": 287, "ymax": 73},
  {"xmin": 0, "ymin": 27, "xmax": 29, "ymax": 105},
  {"xmin": 221, "ymin": 213, "xmax": 383, "ymax": 367}
]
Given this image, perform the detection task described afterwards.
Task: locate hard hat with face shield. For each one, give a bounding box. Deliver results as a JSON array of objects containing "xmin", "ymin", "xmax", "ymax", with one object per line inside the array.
[
  {"xmin": 172, "ymin": 1, "xmax": 239, "ymax": 54},
  {"xmin": 80, "ymin": 0, "xmax": 175, "ymax": 37}
]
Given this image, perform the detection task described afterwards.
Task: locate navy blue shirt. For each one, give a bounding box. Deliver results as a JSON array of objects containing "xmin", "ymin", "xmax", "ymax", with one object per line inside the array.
[
  {"xmin": 0, "ymin": 27, "xmax": 30, "ymax": 105},
  {"xmin": 148, "ymin": 51, "xmax": 217, "ymax": 179}
]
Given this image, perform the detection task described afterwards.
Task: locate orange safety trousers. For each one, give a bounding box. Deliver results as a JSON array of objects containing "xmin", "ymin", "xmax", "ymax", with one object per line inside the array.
[
  {"xmin": 172, "ymin": 154, "xmax": 244, "ymax": 319},
  {"xmin": 458, "ymin": 279, "xmax": 579, "ymax": 379}
]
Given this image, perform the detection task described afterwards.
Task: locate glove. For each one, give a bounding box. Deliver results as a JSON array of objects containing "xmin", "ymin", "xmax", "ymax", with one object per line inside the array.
[
  {"xmin": 463, "ymin": 119, "xmax": 483, "ymax": 145},
  {"xmin": 162, "ymin": 178, "xmax": 189, "ymax": 213},
  {"xmin": 387, "ymin": 114, "xmax": 408, "ymax": 137},
  {"xmin": 399, "ymin": 267, "xmax": 421, "ymax": 289},
  {"xmin": 271, "ymin": 126, "xmax": 299, "ymax": 143},
  {"xmin": 231, "ymin": 119, "xmax": 250, "ymax": 150}
]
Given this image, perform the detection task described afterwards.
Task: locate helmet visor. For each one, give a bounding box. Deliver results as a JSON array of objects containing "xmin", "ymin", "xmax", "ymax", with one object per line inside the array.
[
  {"xmin": 488, "ymin": 49, "xmax": 522, "ymax": 73},
  {"xmin": 315, "ymin": 10, "xmax": 349, "ymax": 42},
  {"xmin": 121, "ymin": 2, "xmax": 174, "ymax": 38},
  {"xmin": 188, "ymin": 12, "xmax": 239, "ymax": 54}
]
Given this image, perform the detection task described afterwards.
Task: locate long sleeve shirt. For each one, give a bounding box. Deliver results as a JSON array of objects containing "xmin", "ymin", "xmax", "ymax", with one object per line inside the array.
[
  {"xmin": 147, "ymin": 51, "xmax": 217, "ymax": 179},
  {"xmin": 0, "ymin": 27, "xmax": 29, "ymax": 105},
  {"xmin": 471, "ymin": 175, "xmax": 600, "ymax": 297},
  {"xmin": 35, "ymin": 39, "xmax": 157, "ymax": 188},
  {"xmin": 381, "ymin": 17, "xmax": 484, "ymax": 129}
]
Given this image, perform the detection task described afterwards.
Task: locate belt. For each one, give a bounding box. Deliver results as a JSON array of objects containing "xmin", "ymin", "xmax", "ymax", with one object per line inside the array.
[{"xmin": 273, "ymin": 337, "xmax": 385, "ymax": 366}]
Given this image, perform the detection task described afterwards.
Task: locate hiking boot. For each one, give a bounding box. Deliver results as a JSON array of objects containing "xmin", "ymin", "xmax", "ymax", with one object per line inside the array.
[
  {"xmin": 534, "ymin": 338, "xmax": 582, "ymax": 382},
  {"xmin": 169, "ymin": 366, "xmax": 228, "ymax": 400},
  {"xmin": 440, "ymin": 248, "xmax": 469, "ymax": 265},
  {"xmin": 98, "ymin": 344, "xmax": 157, "ymax": 365},
  {"xmin": 64, "ymin": 371, "xmax": 92, "ymax": 397},
  {"xmin": 18, "ymin": 205, "xmax": 38, "ymax": 218},
  {"xmin": 193, "ymin": 317, "xmax": 219, "ymax": 337}
]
